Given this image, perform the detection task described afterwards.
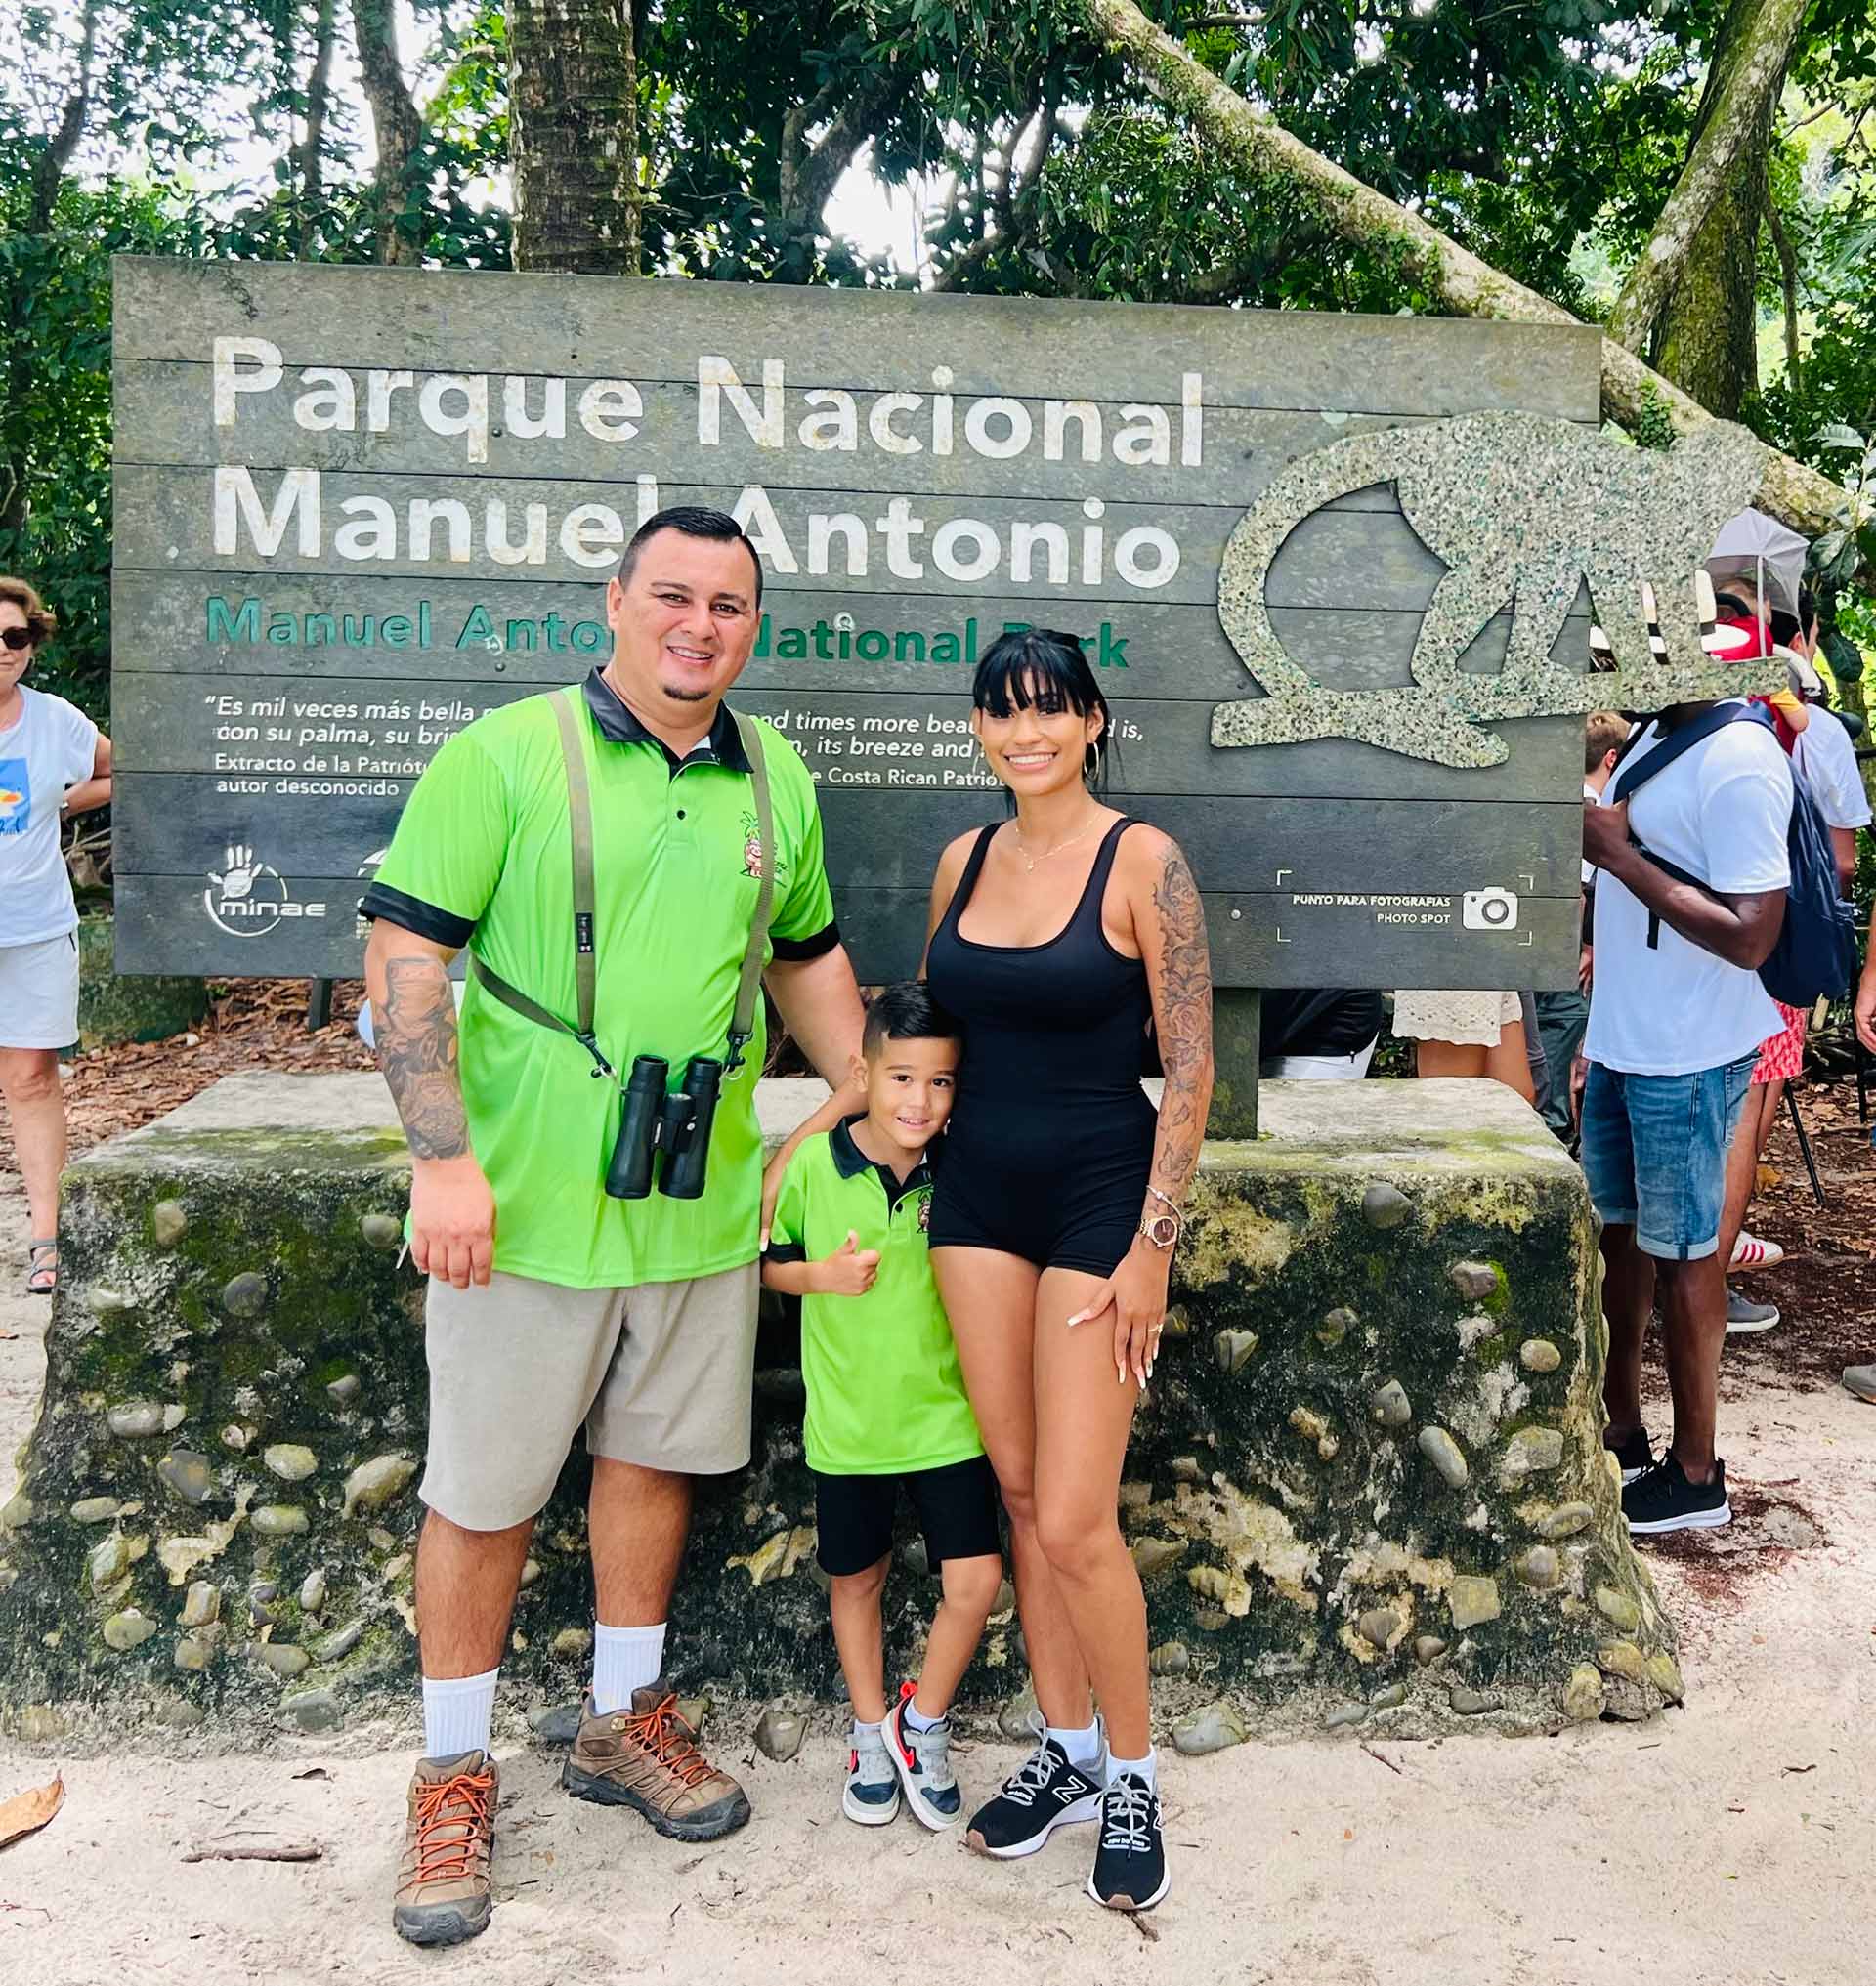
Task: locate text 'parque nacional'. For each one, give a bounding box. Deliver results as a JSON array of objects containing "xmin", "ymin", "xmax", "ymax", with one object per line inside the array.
[{"xmin": 209, "ymin": 340, "xmax": 1205, "ymax": 591}]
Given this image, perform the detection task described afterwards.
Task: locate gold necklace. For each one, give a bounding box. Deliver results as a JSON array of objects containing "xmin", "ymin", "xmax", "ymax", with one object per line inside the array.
[{"xmin": 1013, "ymin": 814, "xmax": 1102, "ymax": 873}]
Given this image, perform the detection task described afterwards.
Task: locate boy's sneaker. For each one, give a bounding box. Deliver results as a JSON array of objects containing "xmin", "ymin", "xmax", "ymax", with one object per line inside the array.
[
  {"xmin": 842, "ymin": 1723, "xmax": 901, "ymax": 1827},
  {"xmin": 1624, "ymin": 1453, "xmax": 1730, "ymax": 1535},
  {"xmin": 392, "ymin": 1751, "xmax": 498, "ymax": 1948},
  {"xmin": 1603, "ymin": 1426, "xmax": 1653, "ymax": 1485},
  {"xmin": 883, "ymin": 1682, "xmax": 961, "ymax": 1830},
  {"xmin": 964, "ymin": 1716, "xmax": 1102, "ymax": 1859},
  {"xmin": 1087, "ymin": 1773, "xmax": 1169, "ymax": 1913},
  {"xmin": 1726, "ymin": 1288, "xmax": 1781, "ymax": 1333},
  {"xmin": 1728, "ymin": 1230, "xmax": 1784, "ymax": 1270},
  {"xmin": 563, "ymin": 1685, "xmax": 751, "ymax": 1840}
]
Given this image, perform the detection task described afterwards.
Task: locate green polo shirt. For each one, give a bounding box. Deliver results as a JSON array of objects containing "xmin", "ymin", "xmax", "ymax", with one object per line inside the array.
[
  {"xmin": 766, "ymin": 1119, "xmax": 983, "ymax": 1476},
  {"xmin": 362, "ymin": 670, "xmax": 838, "ymax": 1289}
]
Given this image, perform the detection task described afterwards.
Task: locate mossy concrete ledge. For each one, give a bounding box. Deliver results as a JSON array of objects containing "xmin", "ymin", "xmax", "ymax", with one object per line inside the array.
[{"xmin": 0, "ymin": 1074, "xmax": 1677, "ymax": 1743}]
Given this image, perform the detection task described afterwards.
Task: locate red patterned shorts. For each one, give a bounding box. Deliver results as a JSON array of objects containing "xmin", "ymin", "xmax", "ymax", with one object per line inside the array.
[{"xmin": 1752, "ymin": 1002, "xmax": 1807, "ymax": 1084}]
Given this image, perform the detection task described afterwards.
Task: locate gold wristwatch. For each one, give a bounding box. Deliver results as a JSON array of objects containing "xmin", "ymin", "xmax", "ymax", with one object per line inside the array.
[{"xmin": 1139, "ymin": 1186, "xmax": 1183, "ymax": 1250}]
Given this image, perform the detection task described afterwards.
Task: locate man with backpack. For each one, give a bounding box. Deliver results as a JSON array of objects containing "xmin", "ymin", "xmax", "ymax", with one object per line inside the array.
[{"xmin": 1581, "ymin": 683, "xmax": 1798, "ymax": 1537}]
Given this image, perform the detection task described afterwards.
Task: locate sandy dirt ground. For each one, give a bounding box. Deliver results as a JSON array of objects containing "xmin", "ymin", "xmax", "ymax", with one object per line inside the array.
[{"xmin": 1, "ymin": 1053, "xmax": 1872, "ymax": 1986}]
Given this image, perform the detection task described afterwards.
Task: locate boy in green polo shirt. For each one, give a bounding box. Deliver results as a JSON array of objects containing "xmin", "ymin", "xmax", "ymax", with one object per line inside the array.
[{"xmin": 762, "ymin": 983, "xmax": 1003, "ymax": 1832}]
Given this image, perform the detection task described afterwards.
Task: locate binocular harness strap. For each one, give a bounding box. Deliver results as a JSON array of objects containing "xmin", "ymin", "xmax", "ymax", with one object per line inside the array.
[
  {"xmin": 469, "ymin": 688, "xmax": 778, "ymax": 1080},
  {"xmin": 727, "ymin": 708, "xmax": 776, "ymax": 1076}
]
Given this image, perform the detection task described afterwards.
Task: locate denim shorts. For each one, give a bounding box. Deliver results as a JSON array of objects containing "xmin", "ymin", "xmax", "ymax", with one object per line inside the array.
[{"xmin": 1580, "ymin": 1056, "xmax": 1757, "ymax": 1261}]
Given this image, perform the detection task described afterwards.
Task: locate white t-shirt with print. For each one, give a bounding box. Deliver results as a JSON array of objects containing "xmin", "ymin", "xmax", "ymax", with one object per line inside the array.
[
  {"xmin": 1585, "ymin": 704, "xmax": 1791, "ymax": 1078},
  {"xmin": 1791, "ymin": 711, "xmax": 1871, "ymax": 831},
  {"xmin": 0, "ymin": 686, "xmax": 99, "ymax": 947}
]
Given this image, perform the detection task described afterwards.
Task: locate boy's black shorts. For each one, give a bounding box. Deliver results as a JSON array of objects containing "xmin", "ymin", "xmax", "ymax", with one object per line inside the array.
[{"xmin": 813, "ymin": 1454, "xmax": 1002, "ymax": 1577}]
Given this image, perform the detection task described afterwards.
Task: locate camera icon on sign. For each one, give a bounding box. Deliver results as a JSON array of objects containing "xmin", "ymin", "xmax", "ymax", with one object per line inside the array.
[{"xmin": 1462, "ymin": 886, "xmax": 1520, "ymax": 932}]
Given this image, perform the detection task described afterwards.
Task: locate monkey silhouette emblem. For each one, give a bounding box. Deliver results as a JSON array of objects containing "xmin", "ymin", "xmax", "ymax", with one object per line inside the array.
[{"xmin": 1211, "ymin": 413, "xmax": 1776, "ymax": 768}]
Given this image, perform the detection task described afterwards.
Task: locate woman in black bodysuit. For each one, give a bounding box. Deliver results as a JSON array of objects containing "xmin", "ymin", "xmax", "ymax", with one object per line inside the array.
[{"xmin": 923, "ymin": 630, "xmax": 1214, "ymax": 1915}]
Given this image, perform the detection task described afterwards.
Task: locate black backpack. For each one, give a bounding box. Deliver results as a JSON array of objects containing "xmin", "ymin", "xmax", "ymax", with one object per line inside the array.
[{"xmin": 1608, "ymin": 703, "xmax": 1856, "ymax": 1008}]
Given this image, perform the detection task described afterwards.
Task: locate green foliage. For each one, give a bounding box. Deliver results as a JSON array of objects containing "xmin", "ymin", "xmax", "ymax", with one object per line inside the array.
[
  {"xmin": 1631, "ymin": 384, "xmax": 1681, "ymax": 452},
  {"xmin": 0, "ymin": 177, "xmax": 213, "ymax": 721}
]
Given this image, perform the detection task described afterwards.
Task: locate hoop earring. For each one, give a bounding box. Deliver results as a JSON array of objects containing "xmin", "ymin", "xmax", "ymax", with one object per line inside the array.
[{"xmin": 1084, "ymin": 742, "xmax": 1100, "ymax": 780}]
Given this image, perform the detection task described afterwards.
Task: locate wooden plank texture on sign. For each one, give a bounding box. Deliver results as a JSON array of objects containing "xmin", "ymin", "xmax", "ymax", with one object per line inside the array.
[
  {"xmin": 111, "ymin": 258, "xmax": 1604, "ymax": 986},
  {"xmin": 110, "ymin": 673, "xmax": 1593, "ymax": 806},
  {"xmin": 113, "ymin": 259, "xmax": 1604, "ymax": 419},
  {"xmin": 113, "ymin": 771, "xmax": 1583, "ymax": 899},
  {"xmin": 112, "ymin": 569, "xmax": 1595, "ymax": 713},
  {"xmin": 112, "ymin": 870, "xmax": 1580, "ymax": 992}
]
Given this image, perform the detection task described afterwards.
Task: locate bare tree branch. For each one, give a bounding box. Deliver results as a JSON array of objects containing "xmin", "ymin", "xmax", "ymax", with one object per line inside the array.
[
  {"xmin": 28, "ymin": 0, "xmax": 99, "ymax": 232},
  {"xmin": 780, "ymin": 50, "xmax": 916, "ymax": 232},
  {"xmin": 1767, "ymin": 198, "xmax": 1803, "ymax": 397}
]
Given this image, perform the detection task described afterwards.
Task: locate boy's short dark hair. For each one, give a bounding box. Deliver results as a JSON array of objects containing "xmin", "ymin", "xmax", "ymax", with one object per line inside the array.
[{"xmin": 862, "ymin": 981, "xmax": 963, "ymax": 1058}]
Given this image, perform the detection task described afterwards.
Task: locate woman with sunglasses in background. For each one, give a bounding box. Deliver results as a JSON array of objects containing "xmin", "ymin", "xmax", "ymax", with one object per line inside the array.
[{"xmin": 0, "ymin": 577, "xmax": 112, "ymax": 1295}]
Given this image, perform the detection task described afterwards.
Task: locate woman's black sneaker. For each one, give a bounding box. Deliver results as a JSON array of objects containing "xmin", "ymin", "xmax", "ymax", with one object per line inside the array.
[
  {"xmin": 1623, "ymin": 1453, "xmax": 1730, "ymax": 1534},
  {"xmin": 1087, "ymin": 1773, "xmax": 1169, "ymax": 1912},
  {"xmin": 964, "ymin": 1722, "xmax": 1102, "ymax": 1859}
]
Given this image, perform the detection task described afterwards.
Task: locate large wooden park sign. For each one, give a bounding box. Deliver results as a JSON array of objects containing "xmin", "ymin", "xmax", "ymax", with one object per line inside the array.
[{"xmin": 110, "ymin": 258, "xmax": 1761, "ymax": 987}]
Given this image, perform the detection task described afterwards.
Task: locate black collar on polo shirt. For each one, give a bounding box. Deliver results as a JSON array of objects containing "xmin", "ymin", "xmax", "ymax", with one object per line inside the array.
[
  {"xmin": 581, "ymin": 667, "xmax": 753, "ymax": 776},
  {"xmin": 831, "ymin": 1114, "xmax": 937, "ymax": 1209}
]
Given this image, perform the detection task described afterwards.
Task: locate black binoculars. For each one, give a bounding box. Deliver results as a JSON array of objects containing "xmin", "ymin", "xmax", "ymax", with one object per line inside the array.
[{"xmin": 605, "ymin": 1054, "xmax": 723, "ymax": 1201}]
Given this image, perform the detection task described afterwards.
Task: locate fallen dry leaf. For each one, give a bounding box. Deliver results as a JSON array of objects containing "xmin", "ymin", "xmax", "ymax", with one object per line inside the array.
[{"xmin": 0, "ymin": 1774, "xmax": 64, "ymax": 1851}]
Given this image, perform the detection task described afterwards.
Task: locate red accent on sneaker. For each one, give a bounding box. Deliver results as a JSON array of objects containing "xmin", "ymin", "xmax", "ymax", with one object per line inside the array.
[
  {"xmin": 890, "ymin": 1683, "xmax": 917, "ymax": 1766},
  {"xmin": 847, "ymin": 1750, "xmax": 858, "ymax": 1772}
]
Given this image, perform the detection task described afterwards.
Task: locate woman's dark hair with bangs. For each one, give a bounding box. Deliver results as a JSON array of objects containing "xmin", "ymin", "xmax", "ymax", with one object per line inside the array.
[{"xmin": 971, "ymin": 628, "xmax": 1114, "ymax": 794}]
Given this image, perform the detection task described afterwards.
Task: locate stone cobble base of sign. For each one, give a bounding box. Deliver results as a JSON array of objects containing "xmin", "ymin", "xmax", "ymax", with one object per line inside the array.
[{"xmin": 0, "ymin": 1074, "xmax": 1678, "ymax": 1747}]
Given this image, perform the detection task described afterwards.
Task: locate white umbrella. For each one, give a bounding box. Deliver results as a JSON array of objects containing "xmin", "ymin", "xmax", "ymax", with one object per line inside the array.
[{"xmin": 1706, "ymin": 509, "xmax": 1808, "ymax": 619}]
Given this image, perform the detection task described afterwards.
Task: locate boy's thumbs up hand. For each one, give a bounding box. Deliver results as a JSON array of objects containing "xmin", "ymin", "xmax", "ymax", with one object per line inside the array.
[{"xmin": 821, "ymin": 1229, "xmax": 881, "ymax": 1295}]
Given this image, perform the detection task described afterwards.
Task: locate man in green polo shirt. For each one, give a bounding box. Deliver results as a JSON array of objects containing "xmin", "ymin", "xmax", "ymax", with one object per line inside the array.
[{"xmin": 362, "ymin": 506, "xmax": 865, "ymax": 1950}]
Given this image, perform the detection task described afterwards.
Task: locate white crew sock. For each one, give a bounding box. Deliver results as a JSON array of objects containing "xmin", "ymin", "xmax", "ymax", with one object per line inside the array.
[
  {"xmin": 1046, "ymin": 1720, "xmax": 1103, "ymax": 1768},
  {"xmin": 905, "ymin": 1700, "xmax": 945, "ymax": 1733},
  {"xmin": 1105, "ymin": 1747, "xmax": 1157, "ymax": 1791},
  {"xmin": 422, "ymin": 1668, "xmax": 499, "ymax": 1760},
  {"xmin": 852, "ymin": 1717, "xmax": 883, "ymax": 1744},
  {"xmin": 591, "ymin": 1621, "xmax": 666, "ymax": 1715}
]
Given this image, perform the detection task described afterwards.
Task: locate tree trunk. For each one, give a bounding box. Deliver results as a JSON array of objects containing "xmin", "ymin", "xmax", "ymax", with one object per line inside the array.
[
  {"xmin": 507, "ymin": 0, "xmax": 639, "ymax": 275},
  {"xmin": 1605, "ymin": 0, "xmax": 1809, "ymax": 359},
  {"xmin": 352, "ymin": 0, "xmax": 426, "ymax": 266},
  {"xmin": 1073, "ymin": 0, "xmax": 1847, "ymax": 547},
  {"xmin": 1645, "ymin": 0, "xmax": 1804, "ymax": 418},
  {"xmin": 298, "ymin": 0, "xmax": 340, "ymax": 259},
  {"xmin": 1651, "ymin": 148, "xmax": 1766, "ymax": 419}
]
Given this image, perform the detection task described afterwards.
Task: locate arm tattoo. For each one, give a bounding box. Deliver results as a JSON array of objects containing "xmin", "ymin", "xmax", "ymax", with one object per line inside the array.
[
  {"xmin": 1147, "ymin": 844, "xmax": 1214, "ymax": 1204},
  {"xmin": 376, "ymin": 955, "xmax": 470, "ymax": 1161}
]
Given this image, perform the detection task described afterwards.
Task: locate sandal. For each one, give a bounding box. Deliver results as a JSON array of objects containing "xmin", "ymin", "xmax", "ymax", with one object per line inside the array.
[{"xmin": 25, "ymin": 1240, "xmax": 57, "ymax": 1297}]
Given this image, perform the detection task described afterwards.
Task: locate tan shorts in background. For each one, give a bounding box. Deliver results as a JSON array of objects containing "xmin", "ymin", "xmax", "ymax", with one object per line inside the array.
[
  {"xmin": 1390, "ymin": 990, "xmax": 1521, "ymax": 1048},
  {"xmin": 419, "ymin": 1262, "xmax": 760, "ymax": 1531}
]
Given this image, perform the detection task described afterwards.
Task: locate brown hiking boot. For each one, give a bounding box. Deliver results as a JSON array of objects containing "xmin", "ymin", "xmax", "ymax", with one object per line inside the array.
[
  {"xmin": 392, "ymin": 1751, "xmax": 498, "ymax": 1948},
  {"xmin": 563, "ymin": 1685, "xmax": 751, "ymax": 1840}
]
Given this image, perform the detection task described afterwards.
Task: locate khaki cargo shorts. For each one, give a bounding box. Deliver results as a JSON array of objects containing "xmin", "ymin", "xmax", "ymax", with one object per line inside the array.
[{"xmin": 419, "ymin": 1263, "xmax": 760, "ymax": 1532}]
